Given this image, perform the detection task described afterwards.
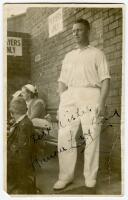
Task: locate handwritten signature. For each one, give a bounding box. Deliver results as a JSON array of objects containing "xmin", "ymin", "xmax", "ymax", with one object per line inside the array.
[
  {"xmin": 31, "ymin": 109, "xmax": 120, "ymax": 144},
  {"xmin": 31, "ymin": 128, "xmax": 51, "ymax": 144},
  {"xmin": 32, "ymin": 109, "xmax": 121, "ymax": 170}
]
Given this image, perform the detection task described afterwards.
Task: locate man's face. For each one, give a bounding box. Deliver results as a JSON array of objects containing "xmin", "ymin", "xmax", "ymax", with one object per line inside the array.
[{"xmin": 72, "ymin": 23, "xmax": 89, "ymax": 44}]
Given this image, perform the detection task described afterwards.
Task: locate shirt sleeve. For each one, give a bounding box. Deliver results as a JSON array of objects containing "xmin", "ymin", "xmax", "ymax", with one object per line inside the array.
[
  {"xmin": 96, "ymin": 50, "xmax": 111, "ymax": 82},
  {"xmin": 58, "ymin": 55, "xmax": 68, "ymax": 86}
]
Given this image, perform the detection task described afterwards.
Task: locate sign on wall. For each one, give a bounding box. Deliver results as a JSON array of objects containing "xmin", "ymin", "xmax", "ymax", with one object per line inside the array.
[
  {"xmin": 48, "ymin": 8, "xmax": 63, "ymax": 38},
  {"xmin": 7, "ymin": 37, "xmax": 22, "ymax": 56}
]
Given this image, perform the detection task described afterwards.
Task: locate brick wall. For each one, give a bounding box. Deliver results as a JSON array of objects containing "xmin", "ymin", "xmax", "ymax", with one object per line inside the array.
[
  {"xmin": 7, "ymin": 7, "xmax": 122, "ymax": 174},
  {"xmin": 101, "ymin": 8, "xmax": 122, "ymax": 174},
  {"xmin": 7, "ymin": 13, "xmax": 27, "ymax": 33}
]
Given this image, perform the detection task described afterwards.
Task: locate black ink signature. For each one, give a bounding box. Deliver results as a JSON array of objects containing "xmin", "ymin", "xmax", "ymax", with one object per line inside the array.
[
  {"xmin": 32, "ymin": 146, "xmax": 67, "ymax": 168},
  {"xmin": 32, "ymin": 124, "xmax": 114, "ymax": 168},
  {"xmin": 32, "ymin": 109, "xmax": 120, "ymax": 145},
  {"xmin": 31, "ymin": 128, "xmax": 51, "ymax": 144},
  {"xmin": 32, "ymin": 109, "xmax": 120, "ymax": 168},
  {"xmin": 59, "ymin": 108, "xmax": 120, "ymax": 128}
]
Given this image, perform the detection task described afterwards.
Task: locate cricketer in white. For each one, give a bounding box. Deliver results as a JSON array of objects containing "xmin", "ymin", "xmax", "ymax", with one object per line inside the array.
[{"xmin": 53, "ymin": 18, "xmax": 110, "ymax": 190}]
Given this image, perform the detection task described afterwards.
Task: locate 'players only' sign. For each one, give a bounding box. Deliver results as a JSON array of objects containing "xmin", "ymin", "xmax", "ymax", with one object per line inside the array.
[
  {"xmin": 48, "ymin": 8, "xmax": 63, "ymax": 38},
  {"xmin": 7, "ymin": 37, "xmax": 22, "ymax": 56}
]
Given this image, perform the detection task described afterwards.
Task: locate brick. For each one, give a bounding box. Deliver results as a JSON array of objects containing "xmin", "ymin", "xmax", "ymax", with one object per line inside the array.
[
  {"xmin": 109, "ymin": 96, "xmax": 121, "ymax": 104},
  {"xmin": 115, "ymin": 12, "xmax": 122, "ymax": 20},
  {"xmin": 107, "ymin": 53, "xmax": 115, "ymax": 61},
  {"xmin": 110, "ymin": 80, "xmax": 121, "ymax": 89},
  {"xmin": 112, "ymin": 74, "xmax": 122, "ymax": 81},
  {"xmin": 118, "ymin": 19, "xmax": 122, "ymax": 27},
  {"xmin": 104, "ymin": 39, "xmax": 111, "ymax": 47},
  {"xmin": 104, "ymin": 45, "xmax": 115, "ymax": 53},
  {"xmin": 109, "ymin": 88, "xmax": 119, "ymax": 97},
  {"xmin": 76, "ymin": 9, "xmax": 84, "ymax": 19},
  {"xmin": 109, "ymin": 8, "xmax": 121, "ymax": 16},
  {"xmin": 115, "ymin": 42, "xmax": 122, "ymax": 50},
  {"xmin": 86, "ymin": 16, "xmax": 93, "ymax": 23},
  {"xmin": 90, "ymin": 40, "xmax": 99, "ymax": 47},
  {"xmin": 64, "ymin": 15, "xmax": 75, "ymax": 26},
  {"xmin": 109, "ymin": 15, "xmax": 115, "ymax": 23},
  {"xmin": 65, "ymin": 34, "xmax": 73, "ymax": 42},
  {"xmin": 103, "ymin": 11, "xmax": 108, "ymax": 19},
  {"xmin": 103, "ymin": 18, "xmax": 110, "ymax": 26},
  {"xmin": 102, "ymin": 8, "xmax": 109, "ymax": 13},
  {"xmin": 115, "ymin": 58, "xmax": 122, "ymax": 65},
  {"xmin": 103, "ymin": 25, "xmax": 109, "ymax": 33},
  {"xmin": 110, "ymin": 65, "xmax": 122, "ymax": 75},
  {"xmin": 104, "ymin": 30, "xmax": 115, "ymax": 40},
  {"xmin": 115, "ymin": 27, "xmax": 122, "ymax": 35},
  {"xmin": 109, "ymin": 20, "xmax": 119, "ymax": 30},
  {"xmin": 83, "ymin": 11, "xmax": 92, "ymax": 19},
  {"xmin": 110, "ymin": 35, "xmax": 122, "ymax": 44},
  {"xmin": 93, "ymin": 11, "xmax": 102, "ymax": 20},
  {"xmin": 113, "ymin": 50, "xmax": 122, "ymax": 59},
  {"xmin": 62, "ymin": 29, "xmax": 72, "ymax": 37},
  {"xmin": 119, "ymin": 88, "xmax": 122, "ymax": 96}
]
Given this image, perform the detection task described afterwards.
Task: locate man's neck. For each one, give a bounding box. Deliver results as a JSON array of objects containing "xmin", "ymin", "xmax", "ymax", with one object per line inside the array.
[
  {"xmin": 14, "ymin": 114, "xmax": 23, "ymax": 122},
  {"xmin": 77, "ymin": 41, "xmax": 89, "ymax": 50},
  {"xmin": 15, "ymin": 114, "xmax": 26, "ymax": 123}
]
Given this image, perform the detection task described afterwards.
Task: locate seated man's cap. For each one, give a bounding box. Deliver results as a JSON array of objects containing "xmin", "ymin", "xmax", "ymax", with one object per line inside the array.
[{"xmin": 24, "ymin": 84, "xmax": 37, "ymax": 94}]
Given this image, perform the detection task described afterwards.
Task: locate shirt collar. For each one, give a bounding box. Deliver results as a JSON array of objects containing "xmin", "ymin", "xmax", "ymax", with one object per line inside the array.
[
  {"xmin": 77, "ymin": 45, "xmax": 91, "ymax": 52},
  {"xmin": 15, "ymin": 114, "xmax": 26, "ymax": 124},
  {"xmin": 26, "ymin": 99, "xmax": 33, "ymax": 108}
]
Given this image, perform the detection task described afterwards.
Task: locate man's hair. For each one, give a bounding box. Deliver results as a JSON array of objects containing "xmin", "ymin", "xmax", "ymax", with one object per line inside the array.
[
  {"xmin": 10, "ymin": 97, "xmax": 27, "ymax": 115},
  {"xmin": 75, "ymin": 18, "xmax": 90, "ymax": 31}
]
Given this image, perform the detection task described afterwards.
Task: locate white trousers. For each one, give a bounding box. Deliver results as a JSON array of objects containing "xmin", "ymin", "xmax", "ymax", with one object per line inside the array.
[{"xmin": 58, "ymin": 87, "xmax": 102, "ymax": 187}]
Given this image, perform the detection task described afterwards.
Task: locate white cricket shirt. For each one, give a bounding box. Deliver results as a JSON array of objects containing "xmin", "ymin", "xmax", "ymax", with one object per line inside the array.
[{"xmin": 58, "ymin": 45, "xmax": 111, "ymax": 88}]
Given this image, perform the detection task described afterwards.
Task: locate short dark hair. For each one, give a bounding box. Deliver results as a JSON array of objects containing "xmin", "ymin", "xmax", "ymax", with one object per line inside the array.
[
  {"xmin": 75, "ymin": 18, "xmax": 90, "ymax": 31},
  {"xmin": 10, "ymin": 97, "xmax": 27, "ymax": 115}
]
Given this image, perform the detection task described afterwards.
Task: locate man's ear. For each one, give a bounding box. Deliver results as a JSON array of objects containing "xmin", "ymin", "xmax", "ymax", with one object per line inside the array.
[{"xmin": 10, "ymin": 112, "xmax": 14, "ymax": 118}]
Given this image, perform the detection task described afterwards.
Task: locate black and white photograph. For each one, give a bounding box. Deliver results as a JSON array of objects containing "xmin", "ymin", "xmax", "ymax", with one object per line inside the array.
[{"xmin": 4, "ymin": 3, "xmax": 124, "ymax": 196}]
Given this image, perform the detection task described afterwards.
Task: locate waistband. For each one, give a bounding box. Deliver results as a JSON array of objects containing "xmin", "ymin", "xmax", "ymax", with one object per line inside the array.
[
  {"xmin": 68, "ymin": 86, "xmax": 100, "ymax": 92},
  {"xmin": 60, "ymin": 87, "xmax": 101, "ymax": 106}
]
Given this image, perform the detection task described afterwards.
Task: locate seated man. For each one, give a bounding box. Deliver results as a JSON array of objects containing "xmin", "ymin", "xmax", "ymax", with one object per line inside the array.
[{"xmin": 7, "ymin": 97, "xmax": 36, "ymax": 194}]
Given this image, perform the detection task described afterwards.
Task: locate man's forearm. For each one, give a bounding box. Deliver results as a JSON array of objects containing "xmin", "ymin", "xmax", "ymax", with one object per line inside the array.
[
  {"xmin": 58, "ymin": 82, "xmax": 68, "ymax": 96},
  {"xmin": 99, "ymin": 79, "xmax": 110, "ymax": 105}
]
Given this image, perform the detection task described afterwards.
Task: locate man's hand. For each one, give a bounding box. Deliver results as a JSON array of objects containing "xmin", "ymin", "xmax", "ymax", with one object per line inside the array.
[
  {"xmin": 96, "ymin": 79, "xmax": 110, "ymax": 117},
  {"xmin": 96, "ymin": 103, "xmax": 105, "ymax": 117},
  {"xmin": 44, "ymin": 114, "xmax": 52, "ymax": 122},
  {"xmin": 58, "ymin": 81, "xmax": 68, "ymax": 97}
]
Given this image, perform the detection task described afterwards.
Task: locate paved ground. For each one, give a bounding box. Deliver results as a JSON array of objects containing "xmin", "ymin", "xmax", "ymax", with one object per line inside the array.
[{"xmin": 34, "ymin": 143, "xmax": 121, "ymax": 195}]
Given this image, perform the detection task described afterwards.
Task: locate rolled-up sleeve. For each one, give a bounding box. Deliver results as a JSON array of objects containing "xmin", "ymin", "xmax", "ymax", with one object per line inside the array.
[
  {"xmin": 96, "ymin": 50, "xmax": 111, "ymax": 82},
  {"xmin": 58, "ymin": 55, "xmax": 68, "ymax": 86}
]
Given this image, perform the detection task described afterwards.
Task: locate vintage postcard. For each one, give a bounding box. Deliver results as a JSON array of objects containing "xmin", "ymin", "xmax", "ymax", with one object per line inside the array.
[{"xmin": 2, "ymin": 2, "xmax": 125, "ymax": 198}]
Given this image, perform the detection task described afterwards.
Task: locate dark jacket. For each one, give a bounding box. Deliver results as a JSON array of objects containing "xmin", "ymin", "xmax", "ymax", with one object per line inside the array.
[{"xmin": 7, "ymin": 115, "xmax": 36, "ymax": 193}]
